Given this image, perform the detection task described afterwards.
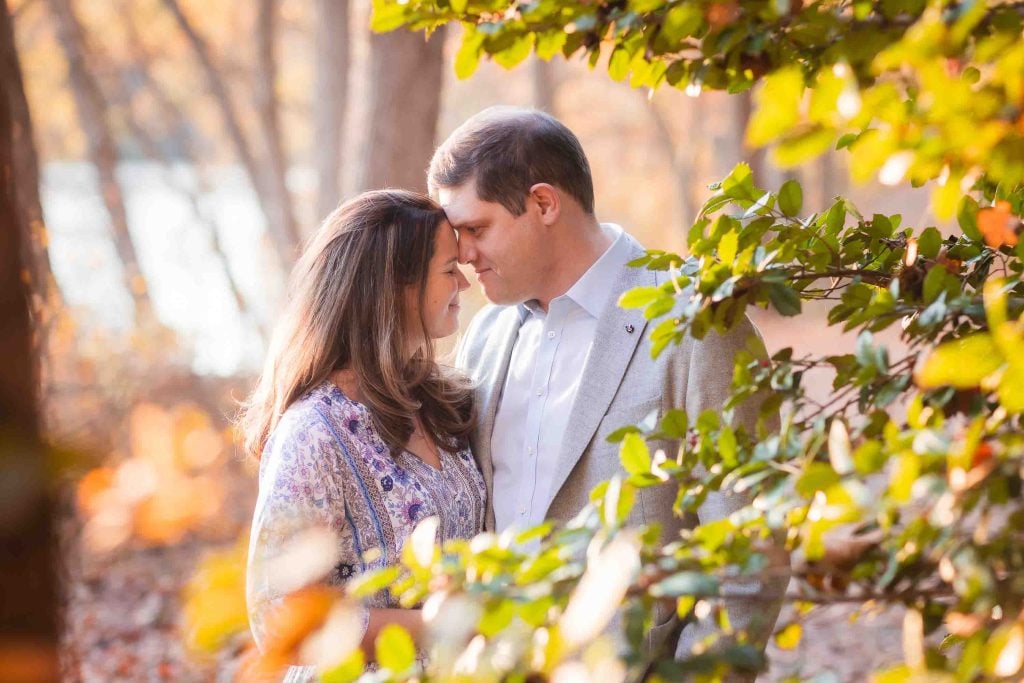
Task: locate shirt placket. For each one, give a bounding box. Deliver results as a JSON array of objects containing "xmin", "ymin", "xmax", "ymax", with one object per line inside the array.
[{"xmin": 518, "ymin": 304, "xmax": 565, "ymax": 527}]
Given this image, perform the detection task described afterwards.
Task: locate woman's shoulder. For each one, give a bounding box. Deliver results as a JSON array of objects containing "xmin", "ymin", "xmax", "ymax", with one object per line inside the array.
[{"xmin": 267, "ymin": 381, "xmax": 368, "ymax": 449}]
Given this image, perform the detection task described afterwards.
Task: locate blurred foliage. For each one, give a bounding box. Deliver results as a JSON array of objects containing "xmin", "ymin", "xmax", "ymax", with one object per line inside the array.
[
  {"xmin": 177, "ymin": 0, "xmax": 1024, "ymax": 681},
  {"xmin": 373, "ymin": 0, "xmax": 1024, "ymax": 219}
]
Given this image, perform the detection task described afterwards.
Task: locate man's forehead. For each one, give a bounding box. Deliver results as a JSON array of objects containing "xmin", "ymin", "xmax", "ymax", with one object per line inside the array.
[{"xmin": 438, "ymin": 185, "xmax": 486, "ymax": 224}]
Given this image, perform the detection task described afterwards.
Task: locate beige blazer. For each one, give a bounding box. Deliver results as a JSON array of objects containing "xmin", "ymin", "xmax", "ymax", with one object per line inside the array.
[{"xmin": 456, "ymin": 234, "xmax": 788, "ymax": 663}]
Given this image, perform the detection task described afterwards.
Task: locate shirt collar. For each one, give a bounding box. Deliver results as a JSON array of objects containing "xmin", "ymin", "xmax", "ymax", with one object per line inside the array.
[{"xmin": 520, "ymin": 223, "xmax": 630, "ymax": 320}]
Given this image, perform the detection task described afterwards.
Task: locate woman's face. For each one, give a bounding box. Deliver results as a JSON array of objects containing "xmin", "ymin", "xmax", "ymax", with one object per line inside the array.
[{"xmin": 408, "ymin": 221, "xmax": 470, "ymax": 342}]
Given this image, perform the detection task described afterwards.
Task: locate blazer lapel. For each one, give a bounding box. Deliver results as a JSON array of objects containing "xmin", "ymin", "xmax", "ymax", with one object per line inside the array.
[
  {"xmin": 473, "ymin": 306, "xmax": 523, "ymax": 529},
  {"xmin": 546, "ymin": 250, "xmax": 655, "ymax": 509}
]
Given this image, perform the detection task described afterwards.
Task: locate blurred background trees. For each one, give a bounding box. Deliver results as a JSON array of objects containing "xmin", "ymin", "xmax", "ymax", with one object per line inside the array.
[{"xmin": 2, "ymin": 0, "xmax": 950, "ymax": 679}]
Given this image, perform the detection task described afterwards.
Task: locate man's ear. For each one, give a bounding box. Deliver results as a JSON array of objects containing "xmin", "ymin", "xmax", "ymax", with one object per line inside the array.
[{"xmin": 528, "ymin": 183, "xmax": 560, "ymax": 225}]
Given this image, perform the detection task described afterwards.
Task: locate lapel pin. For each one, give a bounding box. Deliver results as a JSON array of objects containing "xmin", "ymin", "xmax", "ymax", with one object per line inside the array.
[{"xmin": 625, "ymin": 324, "xmax": 635, "ymax": 334}]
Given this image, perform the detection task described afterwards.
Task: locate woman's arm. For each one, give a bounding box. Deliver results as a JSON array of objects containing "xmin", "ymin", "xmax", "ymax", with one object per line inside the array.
[{"xmin": 362, "ymin": 608, "xmax": 424, "ymax": 659}]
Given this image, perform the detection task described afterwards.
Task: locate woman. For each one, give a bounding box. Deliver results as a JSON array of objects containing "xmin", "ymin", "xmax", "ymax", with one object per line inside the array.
[{"xmin": 241, "ymin": 190, "xmax": 483, "ymax": 672}]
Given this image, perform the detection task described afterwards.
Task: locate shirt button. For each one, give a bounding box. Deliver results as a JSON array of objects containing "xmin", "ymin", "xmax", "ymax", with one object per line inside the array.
[
  {"xmin": 518, "ymin": 507, "xmax": 526, "ymax": 515},
  {"xmin": 535, "ymin": 389, "xmax": 543, "ymax": 397},
  {"xmin": 547, "ymin": 331, "xmax": 556, "ymax": 339},
  {"xmin": 528, "ymin": 446, "xmax": 534, "ymax": 455}
]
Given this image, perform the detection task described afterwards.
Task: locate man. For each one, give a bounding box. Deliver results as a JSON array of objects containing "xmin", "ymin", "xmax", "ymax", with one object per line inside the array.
[{"xmin": 432, "ymin": 106, "xmax": 787, "ymax": 665}]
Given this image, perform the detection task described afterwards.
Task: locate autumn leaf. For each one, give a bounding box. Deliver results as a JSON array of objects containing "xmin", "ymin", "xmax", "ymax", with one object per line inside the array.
[
  {"xmin": 978, "ymin": 201, "xmax": 1019, "ymax": 249},
  {"xmin": 706, "ymin": 0, "xmax": 740, "ymax": 29},
  {"xmin": 251, "ymin": 585, "xmax": 340, "ymax": 670}
]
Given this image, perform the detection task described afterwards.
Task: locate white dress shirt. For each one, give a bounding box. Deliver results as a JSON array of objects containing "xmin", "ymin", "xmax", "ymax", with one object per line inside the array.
[{"xmin": 491, "ymin": 224, "xmax": 632, "ymax": 532}]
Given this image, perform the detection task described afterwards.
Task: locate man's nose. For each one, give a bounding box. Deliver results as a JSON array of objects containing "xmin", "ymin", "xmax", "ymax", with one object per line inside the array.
[
  {"xmin": 456, "ymin": 267, "xmax": 470, "ymax": 292},
  {"xmin": 457, "ymin": 237, "xmax": 474, "ymax": 264}
]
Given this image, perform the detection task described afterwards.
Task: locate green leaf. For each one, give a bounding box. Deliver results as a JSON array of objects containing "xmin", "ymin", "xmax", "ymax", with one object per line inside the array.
[
  {"xmin": 660, "ymin": 409, "xmax": 689, "ymax": 439},
  {"xmin": 888, "ymin": 452, "xmax": 919, "ymax": 503},
  {"xmin": 661, "ymin": 3, "xmax": 703, "ymax": 43},
  {"xmin": 835, "ymin": 132, "xmax": 859, "ymax": 150},
  {"xmin": 609, "ymin": 46, "xmax": 631, "ymax": 82},
  {"xmin": 767, "ymin": 283, "xmax": 802, "ymax": 316},
  {"xmin": 535, "ymin": 31, "xmax": 567, "ymax": 60},
  {"xmin": 478, "ymin": 598, "xmax": 516, "ymax": 637},
  {"xmin": 620, "ymin": 433, "xmax": 651, "ymax": 476},
  {"xmin": 454, "ymin": 28, "xmax": 485, "ymax": 79},
  {"xmin": 375, "ymin": 624, "xmax": 416, "ymax": 673},
  {"xmin": 320, "ymin": 649, "xmax": 365, "ymax": 683},
  {"xmin": 825, "ymin": 200, "xmax": 846, "ymax": 233},
  {"xmin": 649, "ymin": 571, "xmax": 719, "ymax": 597},
  {"xmin": 606, "ymin": 424, "xmax": 642, "ymax": 443},
  {"xmin": 493, "ymin": 33, "xmax": 533, "ymax": 69},
  {"xmin": 997, "ymin": 362, "xmax": 1024, "ymax": 413},
  {"xmin": 747, "ymin": 67, "xmax": 805, "ymax": 146},
  {"xmin": 958, "ymin": 195, "xmax": 982, "ymax": 241},
  {"xmin": 796, "ymin": 462, "xmax": 840, "ymax": 498},
  {"xmin": 984, "ymin": 623, "xmax": 1024, "ymax": 677},
  {"xmin": 346, "ymin": 566, "xmax": 400, "ymax": 598},
  {"xmin": 619, "ymin": 286, "xmax": 666, "ymax": 309},
  {"xmin": 917, "ymin": 226, "xmax": 942, "ymax": 259},
  {"xmin": 915, "ymin": 333, "xmax": 1003, "ymax": 389},
  {"xmin": 718, "ymin": 425, "xmax": 738, "ymax": 467},
  {"xmin": 778, "ymin": 179, "xmax": 803, "ymax": 217},
  {"xmin": 370, "ymin": 0, "xmax": 410, "ymax": 32},
  {"xmin": 718, "ymin": 230, "xmax": 739, "ymax": 264}
]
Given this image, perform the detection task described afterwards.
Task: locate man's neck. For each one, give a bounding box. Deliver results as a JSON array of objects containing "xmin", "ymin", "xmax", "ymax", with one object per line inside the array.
[{"xmin": 534, "ymin": 220, "xmax": 615, "ymax": 312}]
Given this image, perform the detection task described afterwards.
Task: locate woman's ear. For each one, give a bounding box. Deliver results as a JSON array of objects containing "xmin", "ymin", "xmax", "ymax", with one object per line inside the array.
[{"xmin": 528, "ymin": 183, "xmax": 561, "ymax": 226}]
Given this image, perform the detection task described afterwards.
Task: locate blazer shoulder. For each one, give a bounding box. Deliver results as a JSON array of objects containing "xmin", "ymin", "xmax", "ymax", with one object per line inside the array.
[{"xmin": 456, "ymin": 303, "xmax": 518, "ymax": 366}]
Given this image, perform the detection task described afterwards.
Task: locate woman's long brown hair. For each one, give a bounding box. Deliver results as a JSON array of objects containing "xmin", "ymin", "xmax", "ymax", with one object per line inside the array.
[{"xmin": 239, "ymin": 190, "xmax": 474, "ymax": 459}]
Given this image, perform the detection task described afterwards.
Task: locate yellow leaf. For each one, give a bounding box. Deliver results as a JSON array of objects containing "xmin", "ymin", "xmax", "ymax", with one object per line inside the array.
[
  {"xmin": 914, "ymin": 333, "xmax": 1003, "ymax": 389},
  {"xmin": 774, "ymin": 622, "xmax": 802, "ymax": 650}
]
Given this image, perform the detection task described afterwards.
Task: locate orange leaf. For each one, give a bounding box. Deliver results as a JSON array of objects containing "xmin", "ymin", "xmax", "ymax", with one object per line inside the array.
[
  {"xmin": 261, "ymin": 586, "xmax": 338, "ymax": 657},
  {"xmin": 978, "ymin": 201, "xmax": 1019, "ymax": 248},
  {"xmin": 76, "ymin": 467, "xmax": 116, "ymax": 515},
  {"xmin": 706, "ymin": 0, "xmax": 740, "ymax": 29}
]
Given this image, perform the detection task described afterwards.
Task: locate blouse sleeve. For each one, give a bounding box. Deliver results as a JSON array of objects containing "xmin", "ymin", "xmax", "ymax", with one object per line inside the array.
[{"xmin": 245, "ymin": 409, "xmax": 369, "ymax": 653}]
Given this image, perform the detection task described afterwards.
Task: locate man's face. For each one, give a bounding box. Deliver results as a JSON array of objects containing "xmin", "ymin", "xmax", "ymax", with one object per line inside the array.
[{"xmin": 438, "ymin": 182, "xmax": 545, "ymax": 306}]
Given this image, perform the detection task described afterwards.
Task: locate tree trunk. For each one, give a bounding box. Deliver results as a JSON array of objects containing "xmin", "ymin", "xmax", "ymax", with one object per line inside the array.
[
  {"xmin": 313, "ymin": 0, "xmax": 349, "ymax": 219},
  {"xmin": 161, "ymin": 0, "xmax": 297, "ymax": 269},
  {"xmin": 532, "ymin": 57, "xmax": 557, "ymax": 114},
  {"xmin": 0, "ymin": 2, "xmax": 59, "ymax": 680},
  {"xmin": 734, "ymin": 90, "xmax": 767, "ymax": 184},
  {"xmin": 357, "ymin": 27, "xmax": 444, "ymax": 193},
  {"xmin": 1, "ymin": 3, "xmax": 60, "ymax": 316},
  {"xmin": 646, "ymin": 94, "xmax": 702, "ymax": 230},
  {"xmin": 255, "ymin": 0, "xmax": 300, "ymax": 250},
  {"xmin": 47, "ymin": 0, "xmax": 155, "ymax": 328}
]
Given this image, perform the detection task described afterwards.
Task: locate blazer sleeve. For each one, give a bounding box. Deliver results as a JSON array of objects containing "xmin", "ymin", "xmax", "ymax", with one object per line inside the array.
[
  {"xmin": 245, "ymin": 410, "xmax": 369, "ymax": 653},
  {"xmin": 675, "ymin": 314, "xmax": 790, "ymax": 672}
]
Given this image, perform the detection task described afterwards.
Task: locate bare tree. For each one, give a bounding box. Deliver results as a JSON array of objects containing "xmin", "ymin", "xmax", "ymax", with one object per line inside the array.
[
  {"xmin": 357, "ymin": 27, "xmax": 444, "ymax": 192},
  {"xmin": 645, "ymin": 93, "xmax": 704, "ymax": 230},
  {"xmin": 46, "ymin": 0, "xmax": 155, "ymax": 327},
  {"xmin": 254, "ymin": 0, "xmax": 300, "ymax": 248},
  {"xmin": 313, "ymin": 0, "xmax": 349, "ymax": 219},
  {"xmin": 0, "ymin": 2, "xmax": 58, "ymax": 679},
  {"xmin": 161, "ymin": 0, "xmax": 298, "ymax": 268},
  {"xmin": 116, "ymin": 7, "xmax": 268, "ymax": 344}
]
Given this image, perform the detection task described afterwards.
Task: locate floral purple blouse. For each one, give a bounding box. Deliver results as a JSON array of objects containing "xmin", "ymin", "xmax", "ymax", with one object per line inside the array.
[{"xmin": 246, "ymin": 380, "xmax": 486, "ymax": 663}]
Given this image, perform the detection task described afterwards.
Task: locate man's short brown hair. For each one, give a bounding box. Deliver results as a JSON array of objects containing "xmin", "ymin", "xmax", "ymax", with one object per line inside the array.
[{"xmin": 428, "ymin": 106, "xmax": 595, "ymax": 216}]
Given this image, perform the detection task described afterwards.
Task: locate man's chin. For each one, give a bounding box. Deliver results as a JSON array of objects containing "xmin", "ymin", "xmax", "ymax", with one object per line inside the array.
[{"xmin": 480, "ymin": 286, "xmax": 521, "ymax": 307}]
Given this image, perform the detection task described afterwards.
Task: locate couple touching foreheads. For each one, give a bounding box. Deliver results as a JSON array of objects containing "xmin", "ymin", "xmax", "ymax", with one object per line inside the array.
[{"xmin": 243, "ymin": 107, "xmax": 786, "ymax": 678}]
